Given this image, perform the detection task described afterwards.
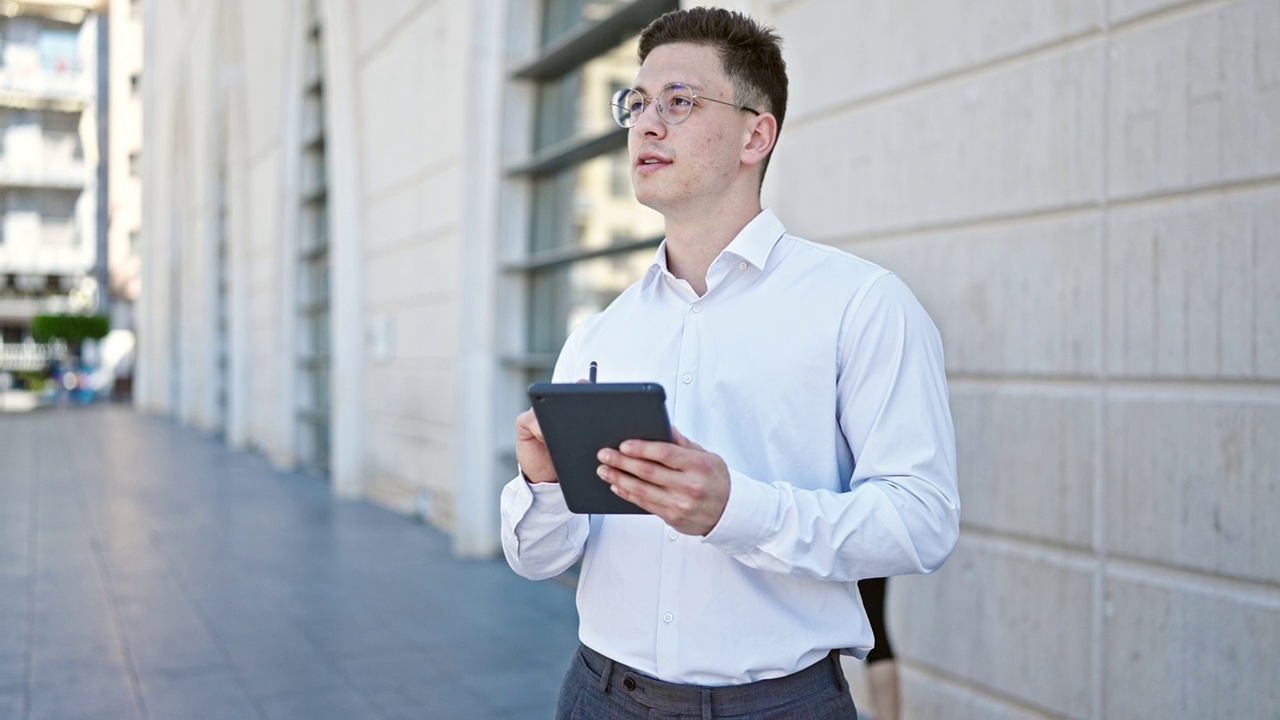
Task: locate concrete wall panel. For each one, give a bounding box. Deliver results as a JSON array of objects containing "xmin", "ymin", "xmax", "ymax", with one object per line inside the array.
[
  {"xmin": 363, "ymin": 170, "xmax": 463, "ymax": 253},
  {"xmin": 245, "ymin": 148, "xmax": 283, "ymax": 453},
  {"xmin": 352, "ymin": 0, "xmax": 426, "ymax": 58},
  {"xmin": 366, "ymin": 358, "xmax": 458, "ymax": 429},
  {"xmin": 1108, "ymin": 0, "xmax": 1280, "ymax": 199},
  {"xmin": 849, "ymin": 213, "xmax": 1103, "ymax": 377},
  {"xmin": 1106, "ymin": 396, "xmax": 1280, "ymax": 583},
  {"xmin": 358, "ymin": 2, "xmax": 467, "ymax": 201},
  {"xmin": 776, "ymin": 42, "xmax": 1104, "ymax": 240},
  {"xmin": 778, "ymin": 0, "xmax": 1101, "ymax": 118},
  {"xmin": 1108, "ymin": 0, "xmax": 1200, "ymax": 24},
  {"xmin": 1106, "ymin": 187, "xmax": 1280, "ymax": 380},
  {"xmin": 894, "ymin": 539, "xmax": 1094, "ymax": 718},
  {"xmin": 1105, "ymin": 576, "xmax": 1280, "ymax": 718},
  {"xmin": 363, "ymin": 238, "xmax": 459, "ymax": 310},
  {"xmin": 950, "ymin": 387, "xmax": 1097, "ymax": 547},
  {"xmin": 237, "ymin": 0, "xmax": 288, "ymax": 159},
  {"xmin": 900, "ymin": 667, "xmax": 1060, "ymax": 720}
]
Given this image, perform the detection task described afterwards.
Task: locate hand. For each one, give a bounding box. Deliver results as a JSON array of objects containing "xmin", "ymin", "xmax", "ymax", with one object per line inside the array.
[
  {"xmin": 515, "ymin": 409, "xmax": 557, "ymax": 483},
  {"xmin": 515, "ymin": 376, "xmax": 593, "ymax": 484},
  {"xmin": 596, "ymin": 427, "xmax": 730, "ymax": 536}
]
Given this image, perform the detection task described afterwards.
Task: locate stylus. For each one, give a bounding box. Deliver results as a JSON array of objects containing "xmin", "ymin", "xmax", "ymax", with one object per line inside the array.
[{"xmin": 589, "ymin": 361, "xmax": 598, "ymax": 383}]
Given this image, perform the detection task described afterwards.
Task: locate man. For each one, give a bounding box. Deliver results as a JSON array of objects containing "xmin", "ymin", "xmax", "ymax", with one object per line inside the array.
[{"xmin": 501, "ymin": 8, "xmax": 959, "ymax": 718}]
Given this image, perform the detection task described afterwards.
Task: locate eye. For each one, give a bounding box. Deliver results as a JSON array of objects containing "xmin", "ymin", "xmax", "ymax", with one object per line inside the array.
[
  {"xmin": 628, "ymin": 99, "xmax": 645, "ymax": 113},
  {"xmin": 668, "ymin": 95, "xmax": 693, "ymax": 108}
]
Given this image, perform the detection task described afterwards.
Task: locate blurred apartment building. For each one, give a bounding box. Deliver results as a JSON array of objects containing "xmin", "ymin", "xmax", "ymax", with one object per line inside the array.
[
  {"xmin": 138, "ymin": 1, "xmax": 1278, "ymax": 717},
  {"xmin": 0, "ymin": 0, "xmax": 101, "ymax": 347}
]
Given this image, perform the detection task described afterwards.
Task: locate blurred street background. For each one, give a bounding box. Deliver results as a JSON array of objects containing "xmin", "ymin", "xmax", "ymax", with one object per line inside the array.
[{"xmin": 0, "ymin": 0, "xmax": 1277, "ymax": 718}]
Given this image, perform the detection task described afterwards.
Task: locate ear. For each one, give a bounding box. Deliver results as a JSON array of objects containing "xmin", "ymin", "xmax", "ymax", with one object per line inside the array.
[{"xmin": 740, "ymin": 112, "xmax": 778, "ymax": 170}]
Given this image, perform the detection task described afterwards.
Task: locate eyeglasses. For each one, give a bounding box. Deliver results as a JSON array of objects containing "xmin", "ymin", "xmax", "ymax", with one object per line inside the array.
[{"xmin": 611, "ymin": 82, "xmax": 760, "ymax": 128}]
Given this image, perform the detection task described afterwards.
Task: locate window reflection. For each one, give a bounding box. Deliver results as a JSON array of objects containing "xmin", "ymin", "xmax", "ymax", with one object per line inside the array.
[
  {"xmin": 527, "ymin": 247, "xmax": 655, "ymax": 357},
  {"xmin": 529, "ymin": 147, "xmax": 663, "ymax": 255},
  {"xmin": 533, "ymin": 35, "xmax": 634, "ymax": 152},
  {"xmin": 540, "ymin": 0, "xmax": 630, "ymax": 46}
]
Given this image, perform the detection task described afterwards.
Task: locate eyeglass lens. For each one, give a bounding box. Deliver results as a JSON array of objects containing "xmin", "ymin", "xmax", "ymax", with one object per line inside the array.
[{"xmin": 611, "ymin": 84, "xmax": 695, "ymax": 128}]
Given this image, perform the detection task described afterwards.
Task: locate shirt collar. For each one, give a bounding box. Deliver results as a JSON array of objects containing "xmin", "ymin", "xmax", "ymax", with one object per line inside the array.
[
  {"xmin": 643, "ymin": 208, "xmax": 787, "ymax": 289},
  {"xmin": 720, "ymin": 207, "xmax": 786, "ymax": 270}
]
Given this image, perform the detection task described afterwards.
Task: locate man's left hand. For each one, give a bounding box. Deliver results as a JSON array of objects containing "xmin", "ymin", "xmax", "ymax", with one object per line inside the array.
[{"xmin": 596, "ymin": 428, "xmax": 730, "ymax": 536}]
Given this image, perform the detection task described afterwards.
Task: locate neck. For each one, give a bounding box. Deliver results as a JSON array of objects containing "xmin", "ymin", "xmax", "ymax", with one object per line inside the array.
[{"xmin": 662, "ymin": 196, "xmax": 762, "ymax": 296}]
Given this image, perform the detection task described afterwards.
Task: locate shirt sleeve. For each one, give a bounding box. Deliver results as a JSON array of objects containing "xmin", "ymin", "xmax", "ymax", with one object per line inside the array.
[
  {"xmin": 500, "ymin": 474, "xmax": 588, "ymax": 580},
  {"xmin": 702, "ymin": 272, "xmax": 961, "ymax": 582},
  {"xmin": 498, "ymin": 322, "xmax": 593, "ymax": 581}
]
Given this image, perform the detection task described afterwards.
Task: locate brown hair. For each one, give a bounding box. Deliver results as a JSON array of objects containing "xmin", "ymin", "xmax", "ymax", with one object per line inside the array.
[{"xmin": 638, "ymin": 7, "xmax": 788, "ymax": 182}]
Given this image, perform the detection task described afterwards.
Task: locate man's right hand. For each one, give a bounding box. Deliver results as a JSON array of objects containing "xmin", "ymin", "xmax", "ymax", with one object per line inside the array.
[{"xmin": 515, "ymin": 409, "xmax": 557, "ymax": 483}]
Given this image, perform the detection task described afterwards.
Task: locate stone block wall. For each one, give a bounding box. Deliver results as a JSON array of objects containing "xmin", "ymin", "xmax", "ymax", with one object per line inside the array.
[{"xmin": 763, "ymin": 0, "xmax": 1280, "ymax": 716}]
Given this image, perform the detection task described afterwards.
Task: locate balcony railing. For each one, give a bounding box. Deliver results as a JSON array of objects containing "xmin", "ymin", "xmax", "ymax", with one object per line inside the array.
[
  {"xmin": 0, "ymin": 160, "xmax": 89, "ymax": 189},
  {"xmin": 0, "ymin": 67, "xmax": 91, "ymax": 109},
  {"xmin": 0, "ymin": 339, "xmax": 67, "ymax": 371}
]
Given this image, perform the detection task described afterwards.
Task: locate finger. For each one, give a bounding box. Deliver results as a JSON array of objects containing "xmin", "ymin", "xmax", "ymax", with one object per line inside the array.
[
  {"xmin": 515, "ymin": 410, "xmax": 544, "ymax": 442},
  {"xmin": 671, "ymin": 426, "xmax": 704, "ymax": 451},
  {"xmin": 600, "ymin": 463, "xmax": 679, "ymax": 511},
  {"xmin": 598, "ymin": 448, "xmax": 680, "ymax": 488},
  {"xmin": 614, "ymin": 439, "xmax": 711, "ymax": 482}
]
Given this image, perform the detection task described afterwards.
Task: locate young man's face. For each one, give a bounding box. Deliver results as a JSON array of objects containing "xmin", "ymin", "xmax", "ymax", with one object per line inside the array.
[{"xmin": 628, "ymin": 42, "xmax": 755, "ymax": 217}]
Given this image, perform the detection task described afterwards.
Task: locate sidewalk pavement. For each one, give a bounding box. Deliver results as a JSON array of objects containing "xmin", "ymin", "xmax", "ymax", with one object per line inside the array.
[{"xmin": 0, "ymin": 405, "xmax": 579, "ymax": 720}]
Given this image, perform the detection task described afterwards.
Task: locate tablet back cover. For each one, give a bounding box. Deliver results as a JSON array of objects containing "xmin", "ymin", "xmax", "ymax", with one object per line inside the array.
[{"xmin": 528, "ymin": 382, "xmax": 671, "ymax": 514}]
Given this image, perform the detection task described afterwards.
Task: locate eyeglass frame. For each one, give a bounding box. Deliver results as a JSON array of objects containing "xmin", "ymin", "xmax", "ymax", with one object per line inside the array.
[{"xmin": 611, "ymin": 82, "xmax": 761, "ymax": 128}]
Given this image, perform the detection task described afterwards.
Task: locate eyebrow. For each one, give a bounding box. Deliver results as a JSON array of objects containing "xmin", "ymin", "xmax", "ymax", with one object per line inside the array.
[{"xmin": 632, "ymin": 81, "xmax": 702, "ymax": 94}]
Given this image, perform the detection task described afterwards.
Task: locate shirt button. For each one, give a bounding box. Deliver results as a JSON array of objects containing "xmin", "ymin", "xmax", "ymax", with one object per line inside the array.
[
  {"xmin": 692, "ymin": 304, "xmax": 702, "ymax": 313},
  {"xmin": 667, "ymin": 529, "xmax": 678, "ymax": 541},
  {"xmin": 663, "ymin": 612, "xmax": 674, "ymax": 624},
  {"xmin": 738, "ymin": 262, "xmax": 747, "ymax": 270},
  {"xmin": 682, "ymin": 374, "xmax": 692, "ymax": 384}
]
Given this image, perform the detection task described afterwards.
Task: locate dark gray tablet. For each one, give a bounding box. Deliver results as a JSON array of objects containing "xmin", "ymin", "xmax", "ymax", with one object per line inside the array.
[{"xmin": 528, "ymin": 382, "xmax": 672, "ymax": 514}]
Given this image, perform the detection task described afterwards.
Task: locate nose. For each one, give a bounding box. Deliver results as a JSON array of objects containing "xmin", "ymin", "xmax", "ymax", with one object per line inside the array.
[{"xmin": 632, "ymin": 98, "xmax": 665, "ymax": 137}]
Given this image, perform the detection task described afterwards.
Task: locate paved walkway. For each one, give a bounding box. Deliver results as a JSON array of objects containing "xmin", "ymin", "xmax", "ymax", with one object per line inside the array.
[{"xmin": 0, "ymin": 405, "xmax": 579, "ymax": 720}]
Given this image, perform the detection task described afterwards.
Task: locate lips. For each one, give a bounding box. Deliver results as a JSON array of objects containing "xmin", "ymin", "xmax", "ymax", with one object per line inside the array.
[{"xmin": 635, "ymin": 151, "xmax": 671, "ymax": 174}]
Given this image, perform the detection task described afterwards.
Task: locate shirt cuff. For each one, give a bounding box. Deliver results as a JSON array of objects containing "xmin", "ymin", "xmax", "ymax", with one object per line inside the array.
[
  {"xmin": 527, "ymin": 478, "xmax": 572, "ymax": 514},
  {"xmin": 701, "ymin": 468, "xmax": 776, "ymax": 554}
]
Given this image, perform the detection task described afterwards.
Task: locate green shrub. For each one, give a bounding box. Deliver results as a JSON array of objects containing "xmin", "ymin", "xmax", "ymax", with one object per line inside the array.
[{"xmin": 31, "ymin": 314, "xmax": 110, "ymax": 343}]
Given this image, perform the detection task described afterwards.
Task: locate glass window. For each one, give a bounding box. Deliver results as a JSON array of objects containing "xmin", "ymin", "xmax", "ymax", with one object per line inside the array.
[
  {"xmin": 296, "ymin": 2, "xmax": 330, "ymax": 476},
  {"xmin": 532, "ymin": 36, "xmax": 636, "ymax": 152},
  {"xmin": 37, "ymin": 29, "xmax": 77, "ymax": 74},
  {"xmin": 509, "ymin": 0, "xmax": 675, "ymax": 384},
  {"xmin": 529, "ymin": 148, "xmax": 662, "ymax": 256},
  {"xmin": 539, "ymin": 0, "xmax": 630, "ymax": 46},
  {"xmin": 527, "ymin": 247, "xmax": 654, "ymax": 356}
]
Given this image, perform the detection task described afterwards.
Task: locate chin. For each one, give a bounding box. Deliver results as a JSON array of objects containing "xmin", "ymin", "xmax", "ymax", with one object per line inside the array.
[{"xmin": 632, "ymin": 183, "xmax": 673, "ymax": 214}]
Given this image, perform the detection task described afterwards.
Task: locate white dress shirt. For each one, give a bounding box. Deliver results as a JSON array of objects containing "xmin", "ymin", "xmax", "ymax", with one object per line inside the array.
[{"xmin": 501, "ymin": 208, "xmax": 960, "ymax": 686}]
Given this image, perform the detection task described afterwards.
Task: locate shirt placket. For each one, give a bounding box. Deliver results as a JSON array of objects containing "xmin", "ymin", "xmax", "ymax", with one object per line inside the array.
[{"xmin": 654, "ymin": 289, "xmax": 704, "ymax": 677}]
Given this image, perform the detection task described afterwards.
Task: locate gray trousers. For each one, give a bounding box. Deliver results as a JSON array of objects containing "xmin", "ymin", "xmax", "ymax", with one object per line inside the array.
[{"xmin": 556, "ymin": 644, "xmax": 859, "ymax": 719}]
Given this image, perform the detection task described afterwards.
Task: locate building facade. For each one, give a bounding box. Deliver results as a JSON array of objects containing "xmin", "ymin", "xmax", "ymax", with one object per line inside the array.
[
  {"xmin": 105, "ymin": 0, "xmax": 141, "ymax": 348},
  {"xmin": 137, "ymin": 0, "xmax": 1279, "ymax": 717},
  {"xmin": 0, "ymin": 0, "xmax": 101, "ymax": 346}
]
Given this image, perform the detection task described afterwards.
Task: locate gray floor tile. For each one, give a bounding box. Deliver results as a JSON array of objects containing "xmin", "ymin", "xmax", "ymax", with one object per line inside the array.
[
  {"xmin": 28, "ymin": 678, "xmax": 140, "ymax": 720},
  {"xmin": 259, "ymin": 689, "xmax": 386, "ymax": 720},
  {"xmin": 0, "ymin": 688, "xmax": 21, "ymax": 720},
  {"xmin": 140, "ymin": 670, "xmax": 265, "ymax": 720},
  {"xmin": 2, "ymin": 407, "xmax": 578, "ymax": 720}
]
